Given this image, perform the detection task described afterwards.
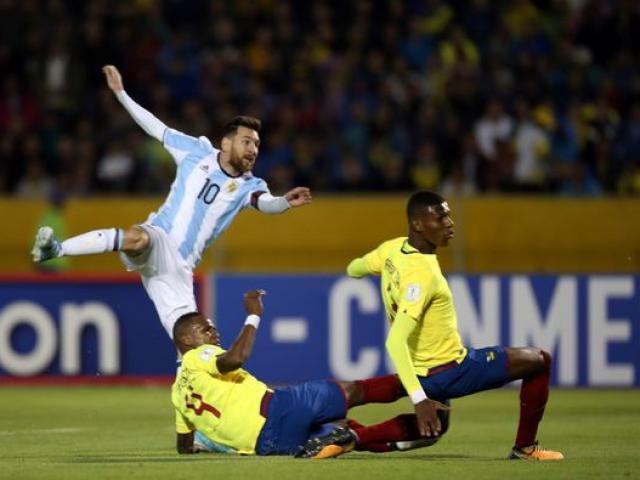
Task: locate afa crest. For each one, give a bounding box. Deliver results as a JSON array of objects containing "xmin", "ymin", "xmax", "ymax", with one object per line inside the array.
[{"xmin": 226, "ymin": 181, "xmax": 238, "ymax": 193}]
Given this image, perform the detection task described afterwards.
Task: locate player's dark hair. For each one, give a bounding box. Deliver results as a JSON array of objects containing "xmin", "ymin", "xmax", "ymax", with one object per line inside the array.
[
  {"xmin": 172, "ymin": 311, "xmax": 203, "ymax": 341},
  {"xmin": 222, "ymin": 116, "xmax": 262, "ymax": 137},
  {"xmin": 407, "ymin": 191, "xmax": 445, "ymax": 220}
]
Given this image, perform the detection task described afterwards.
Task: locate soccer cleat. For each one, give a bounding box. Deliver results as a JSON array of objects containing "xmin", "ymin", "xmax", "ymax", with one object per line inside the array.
[
  {"xmin": 31, "ymin": 226, "xmax": 62, "ymax": 262},
  {"xmin": 394, "ymin": 437, "xmax": 441, "ymax": 451},
  {"xmin": 509, "ymin": 442, "xmax": 564, "ymax": 461},
  {"xmin": 295, "ymin": 426, "xmax": 356, "ymax": 459}
]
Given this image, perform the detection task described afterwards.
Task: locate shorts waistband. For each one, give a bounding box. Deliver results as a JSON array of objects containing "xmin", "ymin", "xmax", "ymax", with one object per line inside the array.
[
  {"xmin": 426, "ymin": 360, "xmax": 459, "ymax": 377},
  {"xmin": 260, "ymin": 389, "xmax": 274, "ymax": 418}
]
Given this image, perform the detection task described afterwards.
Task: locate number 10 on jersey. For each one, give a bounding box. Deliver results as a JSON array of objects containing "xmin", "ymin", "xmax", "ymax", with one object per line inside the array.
[{"xmin": 198, "ymin": 178, "xmax": 220, "ymax": 205}]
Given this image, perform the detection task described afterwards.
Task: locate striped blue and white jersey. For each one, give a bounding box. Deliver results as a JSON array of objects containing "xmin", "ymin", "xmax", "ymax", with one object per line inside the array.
[{"xmin": 146, "ymin": 128, "xmax": 268, "ymax": 268}]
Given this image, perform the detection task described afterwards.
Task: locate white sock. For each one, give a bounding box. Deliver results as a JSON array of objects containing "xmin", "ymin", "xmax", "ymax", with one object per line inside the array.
[{"xmin": 60, "ymin": 228, "xmax": 124, "ymax": 256}]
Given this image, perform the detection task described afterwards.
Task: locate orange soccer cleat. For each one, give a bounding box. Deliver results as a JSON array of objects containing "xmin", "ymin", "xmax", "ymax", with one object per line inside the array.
[
  {"xmin": 509, "ymin": 441, "xmax": 564, "ymax": 461},
  {"xmin": 295, "ymin": 426, "xmax": 356, "ymax": 459}
]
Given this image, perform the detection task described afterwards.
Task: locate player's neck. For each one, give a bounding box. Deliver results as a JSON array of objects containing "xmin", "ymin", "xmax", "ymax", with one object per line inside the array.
[
  {"xmin": 218, "ymin": 153, "xmax": 241, "ymax": 177},
  {"xmin": 407, "ymin": 234, "xmax": 436, "ymax": 254}
]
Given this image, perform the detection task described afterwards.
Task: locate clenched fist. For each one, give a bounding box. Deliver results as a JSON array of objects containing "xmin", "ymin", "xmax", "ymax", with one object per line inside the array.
[{"xmin": 244, "ymin": 289, "xmax": 266, "ymax": 316}]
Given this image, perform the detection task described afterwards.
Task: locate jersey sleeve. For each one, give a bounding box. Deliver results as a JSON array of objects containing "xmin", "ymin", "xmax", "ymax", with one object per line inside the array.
[
  {"xmin": 385, "ymin": 311, "xmax": 424, "ymax": 399},
  {"xmin": 175, "ymin": 409, "xmax": 195, "ymax": 434},
  {"xmin": 187, "ymin": 345, "xmax": 227, "ymax": 375},
  {"xmin": 346, "ymin": 257, "xmax": 370, "ymax": 278},
  {"xmin": 246, "ymin": 178, "xmax": 270, "ymax": 209},
  {"xmin": 362, "ymin": 241, "xmax": 389, "ymax": 275},
  {"xmin": 396, "ymin": 268, "xmax": 434, "ymax": 320},
  {"xmin": 346, "ymin": 241, "xmax": 388, "ymax": 277},
  {"xmin": 163, "ymin": 128, "xmax": 214, "ymax": 166},
  {"xmin": 115, "ymin": 90, "xmax": 167, "ymax": 141}
]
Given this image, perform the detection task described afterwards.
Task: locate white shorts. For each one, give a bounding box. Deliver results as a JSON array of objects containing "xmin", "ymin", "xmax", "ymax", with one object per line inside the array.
[{"xmin": 120, "ymin": 224, "xmax": 197, "ymax": 338}]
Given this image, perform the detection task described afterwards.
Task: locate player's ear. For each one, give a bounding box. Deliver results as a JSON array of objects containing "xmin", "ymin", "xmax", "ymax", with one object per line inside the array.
[
  {"xmin": 410, "ymin": 217, "xmax": 423, "ymax": 232},
  {"xmin": 221, "ymin": 136, "xmax": 232, "ymax": 152},
  {"xmin": 181, "ymin": 332, "xmax": 198, "ymax": 349}
]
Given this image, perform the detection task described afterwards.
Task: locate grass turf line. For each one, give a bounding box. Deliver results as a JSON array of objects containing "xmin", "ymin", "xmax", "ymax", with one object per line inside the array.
[{"xmin": 0, "ymin": 387, "xmax": 638, "ymax": 479}]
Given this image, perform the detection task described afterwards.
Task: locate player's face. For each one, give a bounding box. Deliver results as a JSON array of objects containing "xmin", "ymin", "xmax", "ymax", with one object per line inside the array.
[
  {"xmin": 228, "ymin": 126, "xmax": 260, "ymax": 173},
  {"xmin": 419, "ymin": 202, "xmax": 455, "ymax": 248},
  {"xmin": 191, "ymin": 317, "xmax": 221, "ymax": 347}
]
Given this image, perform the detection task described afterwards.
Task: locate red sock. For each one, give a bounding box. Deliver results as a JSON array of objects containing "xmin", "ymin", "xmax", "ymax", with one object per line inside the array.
[
  {"xmin": 515, "ymin": 351, "xmax": 551, "ymax": 448},
  {"xmin": 346, "ymin": 418, "xmax": 365, "ymax": 430},
  {"xmin": 347, "ymin": 418, "xmax": 395, "ymax": 452},
  {"xmin": 353, "ymin": 414, "xmax": 420, "ymax": 445},
  {"xmin": 346, "ymin": 419, "xmax": 390, "ymax": 451},
  {"xmin": 355, "ymin": 375, "xmax": 406, "ymax": 403}
]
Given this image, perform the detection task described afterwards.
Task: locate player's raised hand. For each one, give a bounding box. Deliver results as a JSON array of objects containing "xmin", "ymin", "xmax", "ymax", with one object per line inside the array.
[
  {"xmin": 244, "ymin": 289, "xmax": 266, "ymax": 316},
  {"xmin": 414, "ymin": 398, "xmax": 451, "ymax": 437},
  {"xmin": 285, "ymin": 187, "xmax": 312, "ymax": 208},
  {"xmin": 102, "ymin": 65, "xmax": 124, "ymax": 93}
]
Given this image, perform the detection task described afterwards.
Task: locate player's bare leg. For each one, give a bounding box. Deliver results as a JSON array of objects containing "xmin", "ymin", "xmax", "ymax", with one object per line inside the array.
[
  {"xmin": 506, "ymin": 347, "xmax": 563, "ymax": 460},
  {"xmin": 121, "ymin": 226, "xmax": 150, "ymax": 256}
]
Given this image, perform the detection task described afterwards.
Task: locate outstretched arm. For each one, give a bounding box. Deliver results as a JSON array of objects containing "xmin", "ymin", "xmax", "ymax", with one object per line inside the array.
[
  {"xmin": 216, "ymin": 290, "xmax": 265, "ymax": 373},
  {"xmin": 386, "ymin": 312, "xmax": 450, "ymax": 438},
  {"xmin": 347, "ymin": 242, "xmax": 386, "ymax": 278},
  {"xmin": 102, "ymin": 65, "xmax": 167, "ymax": 142},
  {"xmin": 346, "ymin": 257, "xmax": 371, "ymax": 278},
  {"xmin": 283, "ymin": 187, "xmax": 312, "ymax": 208},
  {"xmin": 254, "ymin": 187, "xmax": 312, "ymax": 214}
]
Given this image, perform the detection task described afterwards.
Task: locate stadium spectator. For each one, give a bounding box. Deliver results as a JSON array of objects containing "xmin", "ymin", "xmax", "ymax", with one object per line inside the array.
[
  {"xmin": 15, "ymin": 159, "xmax": 54, "ymax": 199},
  {"xmin": 344, "ymin": 191, "xmax": 564, "ymax": 461},
  {"xmin": 2, "ymin": 1, "xmax": 639, "ymax": 196},
  {"xmin": 512, "ymin": 98, "xmax": 551, "ymax": 191}
]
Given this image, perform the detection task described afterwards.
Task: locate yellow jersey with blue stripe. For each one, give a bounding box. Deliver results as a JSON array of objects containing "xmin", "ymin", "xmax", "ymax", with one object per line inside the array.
[
  {"xmin": 171, "ymin": 344, "xmax": 268, "ymax": 454},
  {"xmin": 362, "ymin": 237, "xmax": 467, "ymax": 374}
]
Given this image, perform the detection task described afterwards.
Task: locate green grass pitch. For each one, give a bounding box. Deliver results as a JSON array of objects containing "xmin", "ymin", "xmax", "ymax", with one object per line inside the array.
[{"xmin": 0, "ymin": 387, "xmax": 638, "ymax": 479}]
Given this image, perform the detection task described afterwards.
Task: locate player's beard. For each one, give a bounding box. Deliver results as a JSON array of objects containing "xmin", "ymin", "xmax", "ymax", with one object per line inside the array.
[{"xmin": 229, "ymin": 150, "xmax": 255, "ymax": 174}]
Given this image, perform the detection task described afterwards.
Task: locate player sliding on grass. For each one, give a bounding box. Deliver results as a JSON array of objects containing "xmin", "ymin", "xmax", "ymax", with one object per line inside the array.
[
  {"xmin": 313, "ymin": 191, "xmax": 562, "ymax": 461},
  {"xmin": 171, "ymin": 289, "xmax": 450, "ymax": 458},
  {"xmin": 31, "ymin": 65, "xmax": 311, "ymax": 337}
]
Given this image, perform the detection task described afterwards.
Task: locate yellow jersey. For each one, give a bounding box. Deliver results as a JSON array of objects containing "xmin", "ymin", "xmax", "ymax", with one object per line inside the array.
[
  {"xmin": 171, "ymin": 344, "xmax": 269, "ymax": 454},
  {"xmin": 361, "ymin": 237, "xmax": 467, "ymax": 375}
]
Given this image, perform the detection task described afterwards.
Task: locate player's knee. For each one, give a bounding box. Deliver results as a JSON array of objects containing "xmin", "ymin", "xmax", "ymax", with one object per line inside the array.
[
  {"xmin": 341, "ymin": 381, "xmax": 364, "ymax": 408},
  {"xmin": 530, "ymin": 348, "xmax": 550, "ymax": 376},
  {"xmin": 507, "ymin": 346, "xmax": 549, "ymax": 379},
  {"xmin": 123, "ymin": 227, "xmax": 150, "ymax": 254},
  {"xmin": 540, "ymin": 349, "xmax": 552, "ymax": 373}
]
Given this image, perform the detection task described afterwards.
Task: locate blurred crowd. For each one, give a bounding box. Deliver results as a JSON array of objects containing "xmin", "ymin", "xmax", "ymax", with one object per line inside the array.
[{"xmin": 2, "ymin": 0, "xmax": 640, "ymax": 198}]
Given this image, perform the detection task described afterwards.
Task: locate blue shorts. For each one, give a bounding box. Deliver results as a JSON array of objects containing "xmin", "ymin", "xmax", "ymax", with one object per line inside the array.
[
  {"xmin": 255, "ymin": 380, "xmax": 348, "ymax": 455},
  {"xmin": 418, "ymin": 346, "xmax": 510, "ymax": 401}
]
